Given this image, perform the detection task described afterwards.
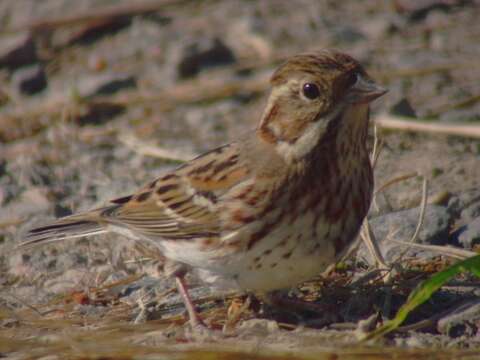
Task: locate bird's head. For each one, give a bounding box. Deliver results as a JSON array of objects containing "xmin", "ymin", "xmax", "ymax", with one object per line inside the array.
[{"xmin": 257, "ymin": 50, "xmax": 387, "ymax": 161}]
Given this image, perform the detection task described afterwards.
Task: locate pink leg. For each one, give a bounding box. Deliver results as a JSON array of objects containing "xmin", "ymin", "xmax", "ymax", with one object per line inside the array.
[{"xmin": 175, "ymin": 276, "xmax": 204, "ymax": 328}]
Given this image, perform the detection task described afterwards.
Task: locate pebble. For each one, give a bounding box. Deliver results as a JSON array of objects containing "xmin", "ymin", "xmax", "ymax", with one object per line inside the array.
[
  {"xmin": 0, "ymin": 32, "xmax": 37, "ymax": 71},
  {"xmin": 176, "ymin": 37, "xmax": 236, "ymax": 79},
  {"xmin": 437, "ymin": 300, "xmax": 480, "ymax": 338},
  {"xmin": 452, "ymin": 217, "xmax": 480, "ymax": 250},
  {"xmin": 389, "ymin": 98, "xmax": 417, "ymax": 118},
  {"xmin": 11, "ymin": 64, "xmax": 47, "ymax": 95},
  {"xmin": 358, "ymin": 205, "xmax": 451, "ymax": 264},
  {"xmin": 77, "ymin": 73, "xmax": 137, "ymax": 98},
  {"xmin": 332, "ymin": 25, "xmax": 366, "ymax": 44},
  {"xmin": 1, "ymin": 187, "xmax": 51, "ymax": 223}
]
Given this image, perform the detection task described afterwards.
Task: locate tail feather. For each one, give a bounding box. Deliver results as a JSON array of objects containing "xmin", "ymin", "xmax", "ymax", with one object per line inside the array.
[{"xmin": 19, "ymin": 215, "xmax": 108, "ymax": 249}]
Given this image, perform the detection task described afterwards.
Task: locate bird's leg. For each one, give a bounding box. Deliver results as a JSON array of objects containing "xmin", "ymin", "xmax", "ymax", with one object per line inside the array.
[{"xmin": 175, "ymin": 276, "xmax": 205, "ymax": 328}]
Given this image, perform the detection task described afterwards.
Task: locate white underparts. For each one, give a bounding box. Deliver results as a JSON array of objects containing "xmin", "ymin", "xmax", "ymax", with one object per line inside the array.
[{"xmin": 275, "ymin": 104, "xmax": 345, "ymax": 162}]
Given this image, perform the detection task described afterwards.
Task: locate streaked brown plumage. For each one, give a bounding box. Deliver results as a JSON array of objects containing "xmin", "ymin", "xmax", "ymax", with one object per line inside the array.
[{"xmin": 21, "ymin": 49, "xmax": 387, "ymax": 327}]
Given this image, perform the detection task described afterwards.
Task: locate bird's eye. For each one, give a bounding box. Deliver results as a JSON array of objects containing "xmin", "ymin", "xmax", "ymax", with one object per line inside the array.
[
  {"xmin": 302, "ymin": 83, "xmax": 320, "ymax": 100},
  {"xmin": 345, "ymin": 72, "xmax": 358, "ymax": 88}
]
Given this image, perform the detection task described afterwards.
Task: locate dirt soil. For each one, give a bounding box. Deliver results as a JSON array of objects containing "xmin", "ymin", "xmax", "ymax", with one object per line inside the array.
[{"xmin": 1, "ymin": 1, "xmax": 480, "ymax": 359}]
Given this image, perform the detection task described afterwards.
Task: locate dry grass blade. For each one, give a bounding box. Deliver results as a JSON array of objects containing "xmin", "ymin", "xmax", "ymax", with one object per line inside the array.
[
  {"xmin": 374, "ymin": 114, "xmax": 480, "ymax": 139},
  {"xmin": 223, "ymin": 296, "xmax": 251, "ymax": 333},
  {"xmin": 360, "ymin": 123, "xmax": 388, "ymax": 270},
  {"xmin": 390, "ymin": 240, "xmax": 478, "ymax": 260},
  {"xmin": 394, "ymin": 176, "xmax": 429, "ymax": 263},
  {"xmin": 374, "ymin": 172, "xmax": 418, "ymax": 196},
  {"xmin": 369, "ymin": 125, "xmax": 383, "ymax": 169},
  {"xmin": 374, "ymin": 62, "xmax": 480, "ymax": 81},
  {"xmin": 119, "ymin": 133, "xmax": 196, "ymax": 162},
  {"xmin": 2, "ymin": 292, "xmax": 45, "ymax": 317},
  {"xmin": 2, "ymin": 0, "xmax": 191, "ymax": 34},
  {"xmin": 360, "ymin": 221, "xmax": 388, "ymax": 270}
]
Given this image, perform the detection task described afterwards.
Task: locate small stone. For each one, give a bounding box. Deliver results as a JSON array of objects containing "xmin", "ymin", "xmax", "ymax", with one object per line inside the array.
[
  {"xmin": 452, "ymin": 217, "xmax": 480, "ymax": 250},
  {"xmin": 88, "ymin": 54, "xmax": 108, "ymax": 72},
  {"xmin": 389, "ymin": 98, "xmax": 417, "ymax": 118},
  {"xmin": 176, "ymin": 37, "xmax": 236, "ymax": 79},
  {"xmin": 1, "ymin": 188, "xmax": 51, "ymax": 224},
  {"xmin": 75, "ymin": 102, "xmax": 126, "ymax": 126},
  {"xmin": 11, "ymin": 64, "xmax": 47, "ymax": 95},
  {"xmin": 437, "ymin": 300, "xmax": 480, "ymax": 338},
  {"xmin": 447, "ymin": 189, "xmax": 480, "ymax": 218},
  {"xmin": 77, "ymin": 73, "xmax": 137, "ymax": 98},
  {"xmin": 237, "ymin": 318, "xmax": 279, "ymax": 335},
  {"xmin": 394, "ymin": 0, "xmax": 462, "ymax": 22},
  {"xmin": 460, "ymin": 202, "xmax": 480, "ymax": 224},
  {"xmin": 358, "ymin": 205, "xmax": 451, "ymax": 264},
  {"xmin": 0, "ymin": 33, "xmax": 37, "ymax": 71},
  {"xmin": 332, "ymin": 25, "xmax": 366, "ymax": 44}
]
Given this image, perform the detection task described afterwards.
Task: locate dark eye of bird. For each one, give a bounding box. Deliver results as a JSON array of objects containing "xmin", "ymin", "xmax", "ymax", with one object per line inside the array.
[
  {"xmin": 302, "ymin": 83, "xmax": 320, "ymax": 100},
  {"xmin": 345, "ymin": 72, "xmax": 358, "ymax": 88}
]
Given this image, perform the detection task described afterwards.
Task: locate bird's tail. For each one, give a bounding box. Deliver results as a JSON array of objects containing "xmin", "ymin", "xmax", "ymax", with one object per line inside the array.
[{"xmin": 18, "ymin": 208, "xmax": 114, "ymax": 249}]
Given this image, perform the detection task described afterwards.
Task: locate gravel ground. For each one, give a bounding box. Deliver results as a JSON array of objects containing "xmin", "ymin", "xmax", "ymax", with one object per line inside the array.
[{"xmin": 1, "ymin": 1, "xmax": 480, "ymax": 358}]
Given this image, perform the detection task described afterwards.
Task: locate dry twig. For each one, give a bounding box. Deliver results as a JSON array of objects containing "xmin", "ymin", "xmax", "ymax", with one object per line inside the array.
[
  {"xmin": 390, "ymin": 240, "xmax": 477, "ymax": 260},
  {"xmin": 118, "ymin": 133, "xmax": 196, "ymax": 162},
  {"xmin": 2, "ymin": 0, "xmax": 190, "ymax": 34},
  {"xmin": 394, "ymin": 176, "xmax": 429, "ymax": 264},
  {"xmin": 375, "ymin": 114, "xmax": 480, "ymax": 139}
]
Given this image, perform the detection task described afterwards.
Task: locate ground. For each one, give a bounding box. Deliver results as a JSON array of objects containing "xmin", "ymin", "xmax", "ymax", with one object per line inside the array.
[{"xmin": 1, "ymin": 0, "xmax": 480, "ymax": 359}]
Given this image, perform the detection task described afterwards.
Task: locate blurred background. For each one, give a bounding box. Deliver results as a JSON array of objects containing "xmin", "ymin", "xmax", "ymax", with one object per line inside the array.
[{"xmin": 1, "ymin": 0, "xmax": 480, "ymax": 355}]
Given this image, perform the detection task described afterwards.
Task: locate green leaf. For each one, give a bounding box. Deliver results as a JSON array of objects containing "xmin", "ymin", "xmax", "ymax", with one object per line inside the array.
[{"xmin": 363, "ymin": 254, "xmax": 480, "ymax": 340}]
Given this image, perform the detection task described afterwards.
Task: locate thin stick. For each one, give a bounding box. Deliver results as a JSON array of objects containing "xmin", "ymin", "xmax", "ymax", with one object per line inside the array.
[
  {"xmin": 374, "ymin": 172, "xmax": 418, "ymax": 195},
  {"xmin": 2, "ymin": 0, "xmax": 190, "ymax": 34},
  {"xmin": 394, "ymin": 176, "xmax": 428, "ymax": 263},
  {"xmin": 390, "ymin": 240, "xmax": 477, "ymax": 260},
  {"xmin": 361, "ymin": 124, "xmax": 388, "ymax": 269},
  {"xmin": 374, "ymin": 114, "xmax": 480, "ymax": 139},
  {"xmin": 118, "ymin": 134, "xmax": 195, "ymax": 162},
  {"xmin": 360, "ymin": 220, "xmax": 388, "ymax": 269}
]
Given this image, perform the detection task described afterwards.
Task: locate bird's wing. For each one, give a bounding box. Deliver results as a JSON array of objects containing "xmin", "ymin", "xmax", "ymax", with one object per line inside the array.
[
  {"xmin": 103, "ymin": 142, "xmax": 250, "ymax": 240},
  {"xmin": 21, "ymin": 142, "xmax": 250, "ymax": 247}
]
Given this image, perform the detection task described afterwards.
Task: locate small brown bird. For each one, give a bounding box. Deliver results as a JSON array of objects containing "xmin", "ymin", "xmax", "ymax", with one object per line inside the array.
[{"xmin": 22, "ymin": 49, "xmax": 386, "ymax": 328}]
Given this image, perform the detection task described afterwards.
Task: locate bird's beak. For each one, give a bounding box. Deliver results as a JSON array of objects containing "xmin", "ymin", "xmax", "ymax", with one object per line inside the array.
[{"xmin": 346, "ymin": 74, "xmax": 387, "ymax": 104}]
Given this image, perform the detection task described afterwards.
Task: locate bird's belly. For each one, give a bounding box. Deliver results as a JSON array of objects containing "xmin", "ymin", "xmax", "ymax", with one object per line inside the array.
[
  {"xmin": 233, "ymin": 247, "xmax": 333, "ymax": 291},
  {"xmin": 222, "ymin": 212, "xmax": 339, "ymax": 291}
]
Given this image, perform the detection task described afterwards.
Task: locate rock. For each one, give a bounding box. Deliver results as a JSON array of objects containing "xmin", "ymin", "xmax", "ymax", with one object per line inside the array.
[
  {"xmin": 11, "ymin": 64, "xmax": 47, "ymax": 95},
  {"xmin": 447, "ymin": 189, "xmax": 480, "ymax": 219},
  {"xmin": 451, "ymin": 217, "xmax": 480, "ymax": 250},
  {"xmin": 0, "ymin": 33, "xmax": 37, "ymax": 71},
  {"xmin": 54, "ymin": 204, "xmax": 73, "ymax": 218},
  {"xmin": 389, "ymin": 98, "xmax": 417, "ymax": 118},
  {"xmin": 394, "ymin": 0, "xmax": 465, "ymax": 22},
  {"xmin": 176, "ymin": 37, "xmax": 236, "ymax": 79},
  {"xmin": 332, "ymin": 25, "xmax": 366, "ymax": 44},
  {"xmin": 9, "ymin": 248, "xmax": 87, "ymax": 278},
  {"xmin": 358, "ymin": 205, "xmax": 451, "ymax": 264},
  {"xmin": 67, "ymin": 17, "xmax": 132, "ymax": 46},
  {"xmin": 75, "ymin": 102, "xmax": 126, "ymax": 126},
  {"xmin": 372, "ymin": 205, "xmax": 451, "ymax": 244},
  {"xmin": 0, "ymin": 187, "xmax": 51, "ymax": 223},
  {"xmin": 237, "ymin": 319, "xmax": 279, "ymax": 335},
  {"xmin": 77, "ymin": 73, "xmax": 137, "ymax": 98},
  {"xmin": 43, "ymin": 269, "xmax": 91, "ymax": 294},
  {"xmin": 437, "ymin": 300, "xmax": 480, "ymax": 338},
  {"xmin": 460, "ymin": 202, "xmax": 480, "ymax": 224}
]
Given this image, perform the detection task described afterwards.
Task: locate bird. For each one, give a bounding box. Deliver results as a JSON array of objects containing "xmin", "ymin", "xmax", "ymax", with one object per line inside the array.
[{"xmin": 20, "ymin": 49, "xmax": 387, "ymax": 328}]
